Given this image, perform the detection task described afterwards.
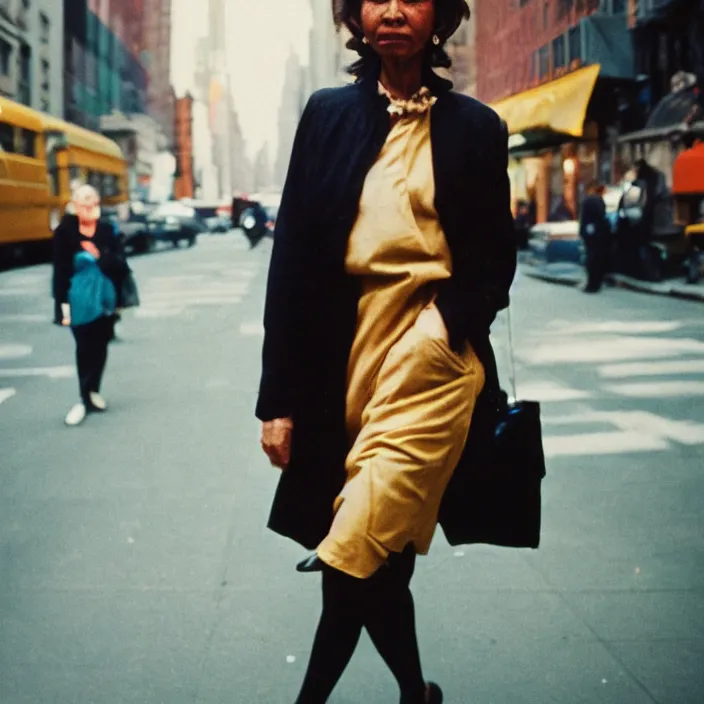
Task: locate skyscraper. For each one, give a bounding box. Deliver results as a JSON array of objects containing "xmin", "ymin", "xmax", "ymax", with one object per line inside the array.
[{"xmin": 205, "ymin": 0, "xmax": 233, "ymax": 199}]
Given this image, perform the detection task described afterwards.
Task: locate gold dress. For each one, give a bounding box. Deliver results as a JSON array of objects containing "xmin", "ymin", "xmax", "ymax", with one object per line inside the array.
[{"xmin": 316, "ymin": 93, "xmax": 486, "ymax": 579}]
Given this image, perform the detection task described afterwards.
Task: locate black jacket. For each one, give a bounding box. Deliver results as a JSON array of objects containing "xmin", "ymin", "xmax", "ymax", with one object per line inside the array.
[
  {"xmin": 257, "ymin": 63, "xmax": 517, "ymax": 550},
  {"xmin": 53, "ymin": 214, "xmax": 128, "ymax": 306},
  {"xmin": 579, "ymin": 195, "xmax": 609, "ymax": 240}
]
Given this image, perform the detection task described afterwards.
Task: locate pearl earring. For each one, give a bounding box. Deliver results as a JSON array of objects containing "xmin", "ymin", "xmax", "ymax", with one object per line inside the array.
[{"xmin": 432, "ymin": 34, "xmax": 440, "ymax": 45}]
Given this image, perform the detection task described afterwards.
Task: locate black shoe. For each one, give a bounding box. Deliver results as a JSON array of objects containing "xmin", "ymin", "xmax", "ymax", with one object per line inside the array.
[
  {"xmin": 426, "ymin": 683, "xmax": 443, "ymax": 703},
  {"xmin": 400, "ymin": 682, "xmax": 443, "ymax": 704},
  {"xmin": 296, "ymin": 553, "xmax": 324, "ymax": 573}
]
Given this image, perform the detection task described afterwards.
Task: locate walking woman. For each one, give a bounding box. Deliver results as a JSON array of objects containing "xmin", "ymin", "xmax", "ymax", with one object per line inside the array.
[
  {"xmin": 257, "ymin": 1, "xmax": 516, "ymax": 701},
  {"xmin": 53, "ymin": 185, "xmax": 128, "ymax": 426}
]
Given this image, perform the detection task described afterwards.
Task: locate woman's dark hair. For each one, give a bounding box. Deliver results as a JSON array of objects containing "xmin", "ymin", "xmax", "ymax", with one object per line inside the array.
[{"xmin": 332, "ymin": 0, "xmax": 471, "ymax": 77}]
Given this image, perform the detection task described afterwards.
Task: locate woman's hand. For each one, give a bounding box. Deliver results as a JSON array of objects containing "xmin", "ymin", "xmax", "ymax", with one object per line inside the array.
[
  {"xmin": 81, "ymin": 241, "xmax": 100, "ymax": 259},
  {"xmin": 414, "ymin": 303, "xmax": 449, "ymax": 343},
  {"xmin": 261, "ymin": 417, "xmax": 294, "ymax": 469}
]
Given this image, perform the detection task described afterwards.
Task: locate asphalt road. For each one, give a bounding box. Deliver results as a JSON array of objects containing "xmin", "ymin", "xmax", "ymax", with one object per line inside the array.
[{"xmin": 1, "ymin": 232, "xmax": 703, "ymax": 704}]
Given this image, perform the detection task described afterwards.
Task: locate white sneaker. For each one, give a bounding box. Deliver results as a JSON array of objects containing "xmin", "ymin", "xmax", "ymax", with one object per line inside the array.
[
  {"xmin": 65, "ymin": 403, "xmax": 87, "ymax": 426},
  {"xmin": 89, "ymin": 392, "xmax": 107, "ymax": 411}
]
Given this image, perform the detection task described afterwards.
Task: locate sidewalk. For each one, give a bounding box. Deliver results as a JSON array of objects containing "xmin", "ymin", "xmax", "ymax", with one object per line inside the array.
[{"xmin": 520, "ymin": 257, "xmax": 704, "ymax": 303}]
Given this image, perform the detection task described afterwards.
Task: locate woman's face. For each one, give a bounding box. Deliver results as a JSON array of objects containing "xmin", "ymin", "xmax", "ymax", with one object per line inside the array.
[
  {"xmin": 74, "ymin": 196, "xmax": 101, "ymax": 223},
  {"xmin": 360, "ymin": 0, "xmax": 435, "ymax": 61}
]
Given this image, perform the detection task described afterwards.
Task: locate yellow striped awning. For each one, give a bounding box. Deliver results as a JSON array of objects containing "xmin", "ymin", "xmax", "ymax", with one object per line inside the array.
[{"xmin": 490, "ymin": 64, "xmax": 601, "ymax": 138}]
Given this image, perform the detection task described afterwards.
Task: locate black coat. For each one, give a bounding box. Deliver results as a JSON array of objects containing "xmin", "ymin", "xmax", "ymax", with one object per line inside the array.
[
  {"xmin": 579, "ymin": 195, "xmax": 609, "ymax": 240},
  {"xmin": 53, "ymin": 215, "xmax": 129, "ymax": 307},
  {"xmin": 256, "ymin": 64, "xmax": 517, "ymax": 551}
]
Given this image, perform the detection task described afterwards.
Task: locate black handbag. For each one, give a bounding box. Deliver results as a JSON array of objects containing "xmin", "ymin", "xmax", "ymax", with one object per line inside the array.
[
  {"xmin": 119, "ymin": 270, "xmax": 140, "ymax": 309},
  {"xmin": 439, "ymin": 309, "xmax": 546, "ymax": 549}
]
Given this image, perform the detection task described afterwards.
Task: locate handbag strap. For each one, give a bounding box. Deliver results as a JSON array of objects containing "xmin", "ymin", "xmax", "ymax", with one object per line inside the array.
[{"xmin": 506, "ymin": 304, "xmax": 518, "ymax": 402}]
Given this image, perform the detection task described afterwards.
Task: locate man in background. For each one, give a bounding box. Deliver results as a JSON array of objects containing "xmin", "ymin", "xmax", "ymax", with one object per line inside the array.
[{"xmin": 579, "ymin": 181, "xmax": 610, "ymax": 293}]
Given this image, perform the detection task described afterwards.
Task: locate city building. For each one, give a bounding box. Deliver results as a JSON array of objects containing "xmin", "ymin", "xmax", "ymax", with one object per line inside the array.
[
  {"xmin": 63, "ymin": 0, "xmax": 148, "ymax": 130},
  {"xmin": 140, "ymin": 0, "xmax": 174, "ymax": 147},
  {"xmin": 307, "ymin": 0, "xmax": 341, "ymax": 93},
  {"xmin": 617, "ymin": 0, "xmax": 704, "ymax": 187},
  {"xmin": 172, "ymin": 93, "xmax": 194, "ymax": 199},
  {"xmin": 100, "ymin": 110, "xmax": 170, "ymax": 200},
  {"xmin": 446, "ymin": 8, "xmax": 476, "ymax": 97},
  {"xmin": 475, "ymin": 0, "xmax": 637, "ymax": 221},
  {"xmin": 0, "ymin": 0, "xmax": 64, "ymax": 115},
  {"xmin": 274, "ymin": 49, "xmax": 308, "ymax": 190}
]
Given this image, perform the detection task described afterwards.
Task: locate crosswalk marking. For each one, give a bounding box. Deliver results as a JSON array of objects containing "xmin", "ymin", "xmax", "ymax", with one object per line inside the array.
[
  {"xmin": 0, "ymin": 366, "xmax": 74, "ymax": 379},
  {"xmin": 0, "ymin": 388, "xmax": 17, "ymax": 405},
  {"xmin": 608, "ymin": 380, "xmax": 704, "ymax": 398},
  {"xmin": 598, "ymin": 359, "xmax": 704, "ymax": 378},
  {"xmin": 544, "ymin": 431, "xmax": 669, "ymax": 458},
  {"xmin": 519, "ymin": 336, "xmax": 704, "ymax": 365},
  {"xmin": 133, "ymin": 267, "xmax": 259, "ymax": 319},
  {"xmin": 515, "ymin": 380, "xmax": 593, "ymax": 402},
  {"xmin": 240, "ymin": 322, "xmax": 265, "ymax": 336},
  {"xmin": 0, "ymin": 314, "xmax": 48, "ymax": 323},
  {"xmin": 541, "ymin": 410, "xmax": 704, "ymax": 457},
  {"xmin": 0, "ymin": 344, "xmax": 32, "ymax": 361}
]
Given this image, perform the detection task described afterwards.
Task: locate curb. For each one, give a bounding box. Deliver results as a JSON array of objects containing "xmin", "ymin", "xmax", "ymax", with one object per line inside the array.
[
  {"xmin": 606, "ymin": 274, "xmax": 704, "ymax": 303},
  {"xmin": 520, "ymin": 264, "xmax": 704, "ymax": 303}
]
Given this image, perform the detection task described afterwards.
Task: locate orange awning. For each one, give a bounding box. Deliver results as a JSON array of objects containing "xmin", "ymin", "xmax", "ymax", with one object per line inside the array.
[{"xmin": 673, "ymin": 142, "xmax": 704, "ymax": 195}]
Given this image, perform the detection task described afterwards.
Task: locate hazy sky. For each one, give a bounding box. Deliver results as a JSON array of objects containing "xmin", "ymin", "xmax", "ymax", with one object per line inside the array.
[{"xmin": 171, "ymin": 0, "xmax": 312, "ymax": 161}]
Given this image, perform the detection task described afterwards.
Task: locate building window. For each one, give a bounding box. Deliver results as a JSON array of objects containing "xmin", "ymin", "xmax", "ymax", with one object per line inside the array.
[
  {"xmin": 539, "ymin": 44, "xmax": 550, "ymax": 79},
  {"xmin": 40, "ymin": 12, "xmax": 50, "ymax": 44},
  {"xmin": 18, "ymin": 43, "xmax": 32, "ymax": 106},
  {"xmin": 569, "ymin": 24, "xmax": 582, "ymax": 63},
  {"xmin": 41, "ymin": 59, "xmax": 50, "ymax": 91},
  {"xmin": 17, "ymin": 0, "xmax": 30, "ymax": 29},
  {"xmin": 0, "ymin": 37, "xmax": 11, "ymax": 76},
  {"xmin": 0, "ymin": 122, "xmax": 14, "ymax": 152},
  {"xmin": 557, "ymin": 0, "xmax": 574, "ymax": 20},
  {"xmin": 553, "ymin": 35, "xmax": 566, "ymax": 70}
]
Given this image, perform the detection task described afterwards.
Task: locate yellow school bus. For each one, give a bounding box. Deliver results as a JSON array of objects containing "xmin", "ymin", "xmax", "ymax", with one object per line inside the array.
[
  {"xmin": 0, "ymin": 96, "xmax": 128, "ymax": 262},
  {"xmin": 0, "ymin": 97, "xmax": 50, "ymax": 253}
]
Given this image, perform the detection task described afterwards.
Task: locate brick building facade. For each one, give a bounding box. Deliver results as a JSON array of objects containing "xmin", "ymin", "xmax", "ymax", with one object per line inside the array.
[
  {"xmin": 173, "ymin": 94, "xmax": 194, "ymax": 199},
  {"xmin": 476, "ymin": 0, "xmax": 603, "ymax": 105}
]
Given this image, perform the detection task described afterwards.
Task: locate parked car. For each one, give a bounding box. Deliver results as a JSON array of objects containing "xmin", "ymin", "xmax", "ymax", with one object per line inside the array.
[
  {"xmin": 204, "ymin": 215, "xmax": 231, "ymax": 233},
  {"xmin": 118, "ymin": 202, "xmax": 155, "ymax": 254},
  {"xmin": 146, "ymin": 202, "xmax": 207, "ymax": 247},
  {"xmin": 528, "ymin": 220, "xmax": 583, "ymax": 263}
]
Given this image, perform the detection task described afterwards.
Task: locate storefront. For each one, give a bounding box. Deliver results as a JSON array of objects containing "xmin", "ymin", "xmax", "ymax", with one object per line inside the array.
[{"xmin": 491, "ymin": 64, "xmax": 603, "ymax": 222}]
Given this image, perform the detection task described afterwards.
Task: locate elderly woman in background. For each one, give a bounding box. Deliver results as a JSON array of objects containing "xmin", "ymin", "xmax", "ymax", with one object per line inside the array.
[{"xmin": 53, "ymin": 185, "xmax": 128, "ymax": 426}]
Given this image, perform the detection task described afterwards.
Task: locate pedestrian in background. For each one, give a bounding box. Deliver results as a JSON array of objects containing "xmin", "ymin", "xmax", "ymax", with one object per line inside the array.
[
  {"xmin": 257, "ymin": 1, "xmax": 516, "ymax": 701},
  {"xmin": 579, "ymin": 181, "xmax": 610, "ymax": 293},
  {"xmin": 52, "ymin": 185, "xmax": 129, "ymax": 426}
]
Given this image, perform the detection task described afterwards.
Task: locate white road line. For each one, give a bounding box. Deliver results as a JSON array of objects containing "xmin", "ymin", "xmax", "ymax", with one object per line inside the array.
[
  {"xmin": 608, "ymin": 381, "xmax": 704, "ymax": 398},
  {"xmin": 544, "ymin": 431, "xmax": 669, "ymax": 458},
  {"xmin": 544, "ymin": 321, "xmax": 685, "ymax": 335},
  {"xmin": 519, "ymin": 336, "xmax": 704, "ymax": 365},
  {"xmin": 0, "ymin": 366, "xmax": 74, "ymax": 379},
  {"xmin": 515, "ymin": 381, "xmax": 593, "ymax": 402},
  {"xmin": 598, "ymin": 359, "xmax": 704, "ymax": 378},
  {"xmin": 542, "ymin": 410, "xmax": 704, "ymax": 446},
  {"xmin": 0, "ymin": 289, "xmax": 43, "ymax": 296},
  {"xmin": 134, "ymin": 308, "xmax": 185, "ymax": 318},
  {"xmin": 0, "ymin": 314, "xmax": 48, "ymax": 323},
  {"xmin": 0, "ymin": 388, "xmax": 17, "ymax": 405},
  {"xmin": 0, "ymin": 344, "xmax": 32, "ymax": 361},
  {"xmin": 240, "ymin": 322, "xmax": 264, "ymax": 336},
  {"xmin": 142, "ymin": 288, "xmax": 249, "ymax": 299}
]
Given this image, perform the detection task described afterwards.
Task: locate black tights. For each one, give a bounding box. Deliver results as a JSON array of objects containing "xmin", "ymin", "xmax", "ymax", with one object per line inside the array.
[{"xmin": 295, "ymin": 546, "xmax": 426, "ymax": 704}]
